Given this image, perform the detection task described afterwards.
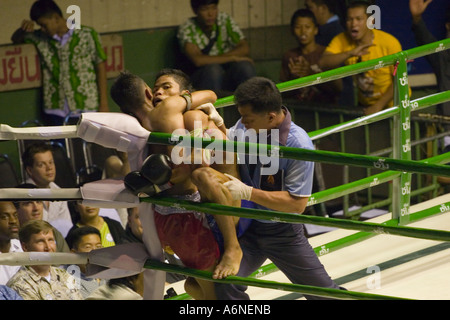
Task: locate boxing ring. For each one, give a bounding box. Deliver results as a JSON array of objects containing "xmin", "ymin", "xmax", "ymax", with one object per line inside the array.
[
  {"xmin": 163, "ymin": 194, "xmax": 450, "ymax": 300},
  {"xmin": 1, "ymin": 38, "xmax": 450, "ymax": 300}
]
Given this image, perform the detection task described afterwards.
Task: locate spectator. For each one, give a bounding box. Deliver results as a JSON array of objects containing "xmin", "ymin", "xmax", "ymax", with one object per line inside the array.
[
  {"xmin": 177, "ymin": 0, "xmax": 256, "ymax": 96},
  {"xmin": 319, "ymin": 1, "xmax": 404, "ymax": 115},
  {"xmin": 7, "ymin": 220, "xmax": 83, "ymax": 300},
  {"xmin": 0, "ymin": 202, "xmax": 22, "ymax": 285},
  {"xmin": 410, "ymin": 0, "xmax": 450, "ymax": 153},
  {"xmin": 64, "ymin": 226, "xmax": 106, "ymax": 299},
  {"xmin": 22, "ymin": 142, "xmax": 73, "ymax": 237},
  {"xmin": 305, "ymin": 0, "xmax": 353, "ymax": 107},
  {"xmin": 305, "ymin": 0, "xmax": 344, "ymax": 46},
  {"xmin": 66, "ymin": 201, "xmax": 125, "ymax": 248},
  {"xmin": 280, "ymin": 9, "xmax": 341, "ymax": 104},
  {"xmin": 14, "ymin": 185, "xmax": 70, "ymax": 253},
  {"xmin": 11, "ymin": 0, "xmax": 108, "ymax": 126},
  {"xmin": 123, "ymin": 207, "xmax": 143, "ymax": 244}
]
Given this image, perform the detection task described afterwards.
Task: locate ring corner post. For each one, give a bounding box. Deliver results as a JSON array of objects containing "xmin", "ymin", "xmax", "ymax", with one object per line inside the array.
[{"xmin": 392, "ymin": 56, "xmax": 412, "ymax": 225}]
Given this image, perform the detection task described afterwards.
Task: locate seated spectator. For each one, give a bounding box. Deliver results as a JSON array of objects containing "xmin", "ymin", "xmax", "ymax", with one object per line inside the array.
[
  {"xmin": 280, "ymin": 9, "xmax": 341, "ymax": 104},
  {"xmin": 123, "ymin": 207, "xmax": 143, "ymax": 244},
  {"xmin": 319, "ymin": 1, "xmax": 404, "ymax": 115},
  {"xmin": 7, "ymin": 220, "xmax": 83, "ymax": 300},
  {"xmin": 22, "ymin": 142, "xmax": 73, "ymax": 237},
  {"xmin": 66, "ymin": 201, "xmax": 125, "ymax": 248},
  {"xmin": 64, "ymin": 226, "xmax": 106, "ymax": 299},
  {"xmin": 0, "ymin": 202, "xmax": 22, "ymax": 285},
  {"xmin": 86, "ymin": 272, "xmax": 144, "ymax": 300},
  {"xmin": 305, "ymin": 0, "xmax": 344, "ymax": 46},
  {"xmin": 103, "ymin": 153, "xmax": 130, "ymax": 227},
  {"xmin": 103, "ymin": 152, "xmax": 130, "ymax": 180},
  {"xmin": 177, "ymin": 0, "xmax": 256, "ymax": 96},
  {"xmin": 305, "ymin": 0, "xmax": 354, "ymax": 107},
  {"xmin": 0, "ymin": 285, "xmax": 23, "ymax": 300},
  {"xmin": 410, "ymin": 0, "xmax": 450, "ymax": 152},
  {"xmin": 15, "ymin": 183, "xmax": 70, "ymax": 253}
]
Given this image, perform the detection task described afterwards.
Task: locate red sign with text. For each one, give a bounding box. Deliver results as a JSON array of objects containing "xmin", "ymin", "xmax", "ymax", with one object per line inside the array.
[{"xmin": 0, "ymin": 34, "xmax": 124, "ymax": 92}]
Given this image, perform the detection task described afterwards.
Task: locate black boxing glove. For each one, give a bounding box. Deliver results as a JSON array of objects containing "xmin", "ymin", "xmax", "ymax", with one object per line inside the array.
[
  {"xmin": 140, "ymin": 154, "xmax": 173, "ymax": 186},
  {"xmin": 124, "ymin": 171, "xmax": 157, "ymax": 197},
  {"xmin": 124, "ymin": 154, "xmax": 173, "ymax": 197}
]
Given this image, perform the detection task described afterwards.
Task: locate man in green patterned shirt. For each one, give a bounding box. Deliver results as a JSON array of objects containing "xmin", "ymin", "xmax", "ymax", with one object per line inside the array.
[
  {"xmin": 7, "ymin": 220, "xmax": 83, "ymax": 300},
  {"xmin": 11, "ymin": 0, "xmax": 108, "ymax": 126},
  {"xmin": 177, "ymin": 0, "xmax": 256, "ymax": 96}
]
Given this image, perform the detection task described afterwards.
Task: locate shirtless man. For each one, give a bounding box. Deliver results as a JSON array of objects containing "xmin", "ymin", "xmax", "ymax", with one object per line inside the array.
[{"xmin": 110, "ymin": 70, "xmax": 242, "ymax": 299}]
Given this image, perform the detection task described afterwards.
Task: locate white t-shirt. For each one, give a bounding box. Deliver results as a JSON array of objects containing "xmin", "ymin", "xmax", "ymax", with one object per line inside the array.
[{"xmin": 0, "ymin": 239, "xmax": 23, "ymax": 285}]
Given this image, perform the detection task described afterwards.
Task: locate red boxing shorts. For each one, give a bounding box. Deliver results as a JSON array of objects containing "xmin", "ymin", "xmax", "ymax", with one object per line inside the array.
[{"xmin": 154, "ymin": 205, "xmax": 220, "ymax": 271}]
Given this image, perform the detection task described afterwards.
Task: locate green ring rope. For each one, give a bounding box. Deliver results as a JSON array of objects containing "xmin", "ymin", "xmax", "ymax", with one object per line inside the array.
[
  {"xmin": 147, "ymin": 132, "xmax": 450, "ymax": 177},
  {"xmin": 144, "ymin": 259, "xmax": 409, "ymax": 300},
  {"xmin": 141, "ymin": 197, "xmax": 450, "ymax": 242},
  {"xmin": 310, "ymin": 151, "xmax": 450, "ymax": 206},
  {"xmin": 309, "ymin": 91, "xmax": 450, "ymax": 141}
]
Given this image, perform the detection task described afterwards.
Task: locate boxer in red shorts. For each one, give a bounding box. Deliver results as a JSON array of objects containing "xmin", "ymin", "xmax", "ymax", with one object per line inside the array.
[
  {"xmin": 153, "ymin": 192, "xmax": 221, "ymax": 271},
  {"xmin": 112, "ymin": 70, "xmax": 243, "ymax": 300}
]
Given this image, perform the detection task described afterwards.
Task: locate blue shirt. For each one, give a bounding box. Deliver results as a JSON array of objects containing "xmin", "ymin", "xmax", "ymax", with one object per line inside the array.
[{"xmin": 227, "ymin": 107, "xmax": 314, "ymax": 223}]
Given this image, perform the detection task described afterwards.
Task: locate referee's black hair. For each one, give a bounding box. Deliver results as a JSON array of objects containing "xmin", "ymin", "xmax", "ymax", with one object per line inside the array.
[{"xmin": 234, "ymin": 77, "xmax": 282, "ymax": 114}]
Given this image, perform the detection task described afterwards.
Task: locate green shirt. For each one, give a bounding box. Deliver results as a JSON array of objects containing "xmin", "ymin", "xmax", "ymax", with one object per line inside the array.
[
  {"xmin": 25, "ymin": 26, "xmax": 106, "ymax": 115},
  {"xmin": 177, "ymin": 12, "xmax": 245, "ymax": 56},
  {"xmin": 99, "ymin": 221, "xmax": 116, "ymax": 248}
]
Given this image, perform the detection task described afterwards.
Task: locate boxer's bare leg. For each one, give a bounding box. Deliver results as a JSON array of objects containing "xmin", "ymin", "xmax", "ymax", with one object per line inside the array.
[
  {"xmin": 184, "ymin": 111, "xmax": 242, "ymax": 279},
  {"xmin": 191, "ymin": 167, "xmax": 242, "ymax": 280},
  {"xmin": 184, "ymin": 265, "xmax": 217, "ymax": 300}
]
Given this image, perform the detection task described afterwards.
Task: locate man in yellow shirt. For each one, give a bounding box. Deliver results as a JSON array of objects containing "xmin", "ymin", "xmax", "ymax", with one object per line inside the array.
[{"xmin": 319, "ymin": 1, "xmax": 403, "ymax": 115}]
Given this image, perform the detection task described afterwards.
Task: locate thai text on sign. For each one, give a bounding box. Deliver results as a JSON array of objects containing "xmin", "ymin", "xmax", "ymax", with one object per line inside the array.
[{"xmin": 0, "ymin": 34, "xmax": 124, "ymax": 92}]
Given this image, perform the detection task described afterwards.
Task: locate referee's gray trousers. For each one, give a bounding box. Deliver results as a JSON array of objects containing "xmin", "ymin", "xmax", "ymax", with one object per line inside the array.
[{"xmin": 215, "ymin": 221, "xmax": 342, "ymax": 300}]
